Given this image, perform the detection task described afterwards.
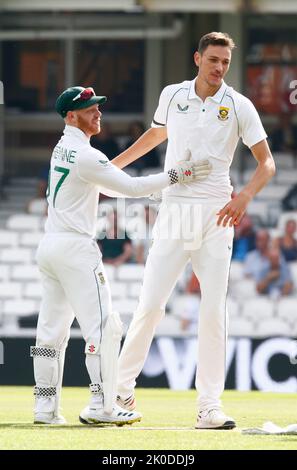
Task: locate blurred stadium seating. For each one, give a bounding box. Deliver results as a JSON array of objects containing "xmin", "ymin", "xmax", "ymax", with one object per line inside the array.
[{"xmin": 1, "ymin": 173, "xmax": 297, "ymax": 338}]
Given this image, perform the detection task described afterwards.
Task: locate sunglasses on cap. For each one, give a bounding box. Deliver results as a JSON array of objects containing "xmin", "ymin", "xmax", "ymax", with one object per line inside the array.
[{"xmin": 72, "ymin": 87, "xmax": 95, "ymax": 102}]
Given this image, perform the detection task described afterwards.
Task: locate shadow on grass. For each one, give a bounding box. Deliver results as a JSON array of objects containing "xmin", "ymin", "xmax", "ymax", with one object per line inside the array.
[
  {"xmin": 0, "ymin": 423, "xmax": 117, "ymax": 430},
  {"xmin": 276, "ymin": 437, "xmax": 297, "ymax": 441},
  {"xmin": 0, "ymin": 423, "xmax": 198, "ymax": 431}
]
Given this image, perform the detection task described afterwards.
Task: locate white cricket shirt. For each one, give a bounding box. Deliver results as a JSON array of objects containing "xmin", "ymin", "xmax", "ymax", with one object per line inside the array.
[
  {"xmin": 152, "ymin": 79, "xmax": 267, "ymax": 201},
  {"xmin": 45, "ymin": 125, "xmax": 170, "ymax": 237}
]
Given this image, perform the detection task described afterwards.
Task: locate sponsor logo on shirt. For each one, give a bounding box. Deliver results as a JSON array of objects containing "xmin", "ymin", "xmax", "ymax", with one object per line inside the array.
[
  {"xmin": 85, "ymin": 342, "xmax": 98, "ymax": 354},
  {"xmin": 98, "ymin": 159, "xmax": 108, "ymax": 165},
  {"xmin": 218, "ymin": 106, "xmax": 230, "ymax": 121},
  {"xmin": 177, "ymin": 104, "xmax": 189, "ymax": 113}
]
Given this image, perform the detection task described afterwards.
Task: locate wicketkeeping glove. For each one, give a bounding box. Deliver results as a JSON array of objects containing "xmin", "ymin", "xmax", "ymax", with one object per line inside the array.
[{"xmin": 167, "ymin": 159, "xmax": 212, "ymax": 185}]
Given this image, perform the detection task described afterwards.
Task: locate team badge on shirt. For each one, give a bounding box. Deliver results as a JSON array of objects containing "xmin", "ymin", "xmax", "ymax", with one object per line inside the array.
[
  {"xmin": 98, "ymin": 272, "xmax": 106, "ymax": 285},
  {"xmin": 218, "ymin": 106, "xmax": 230, "ymax": 121}
]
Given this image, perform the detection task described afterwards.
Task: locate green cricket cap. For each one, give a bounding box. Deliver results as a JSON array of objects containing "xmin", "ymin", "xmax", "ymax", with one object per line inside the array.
[{"xmin": 55, "ymin": 86, "xmax": 107, "ymax": 118}]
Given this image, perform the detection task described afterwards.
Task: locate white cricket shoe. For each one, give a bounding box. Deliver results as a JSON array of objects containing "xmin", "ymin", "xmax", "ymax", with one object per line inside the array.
[
  {"xmin": 79, "ymin": 403, "xmax": 142, "ymax": 426},
  {"xmin": 34, "ymin": 412, "xmax": 67, "ymax": 425},
  {"xmin": 196, "ymin": 409, "xmax": 236, "ymax": 430},
  {"xmin": 116, "ymin": 394, "xmax": 136, "ymax": 411}
]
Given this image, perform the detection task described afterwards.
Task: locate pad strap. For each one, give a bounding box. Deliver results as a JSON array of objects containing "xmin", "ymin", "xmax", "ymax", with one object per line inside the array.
[
  {"xmin": 34, "ymin": 386, "xmax": 56, "ymax": 397},
  {"xmin": 30, "ymin": 346, "xmax": 60, "ymax": 360},
  {"xmin": 89, "ymin": 383, "xmax": 102, "ymax": 396},
  {"xmin": 168, "ymin": 168, "xmax": 179, "ymax": 184}
]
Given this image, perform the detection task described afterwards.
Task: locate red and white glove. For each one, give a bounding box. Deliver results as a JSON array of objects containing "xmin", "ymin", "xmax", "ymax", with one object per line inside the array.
[{"xmin": 168, "ymin": 159, "xmax": 212, "ymax": 185}]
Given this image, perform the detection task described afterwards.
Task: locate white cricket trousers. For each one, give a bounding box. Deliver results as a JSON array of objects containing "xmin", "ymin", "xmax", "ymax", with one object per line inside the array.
[
  {"xmin": 118, "ymin": 198, "xmax": 234, "ymax": 411},
  {"xmin": 35, "ymin": 233, "xmax": 112, "ymax": 362}
]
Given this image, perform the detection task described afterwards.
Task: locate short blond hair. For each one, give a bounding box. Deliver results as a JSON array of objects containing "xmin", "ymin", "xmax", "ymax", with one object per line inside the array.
[{"xmin": 198, "ymin": 32, "xmax": 236, "ymax": 54}]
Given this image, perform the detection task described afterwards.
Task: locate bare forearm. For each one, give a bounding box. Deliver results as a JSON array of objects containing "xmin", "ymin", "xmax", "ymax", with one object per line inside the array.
[
  {"xmin": 113, "ymin": 245, "xmax": 133, "ymax": 265},
  {"xmin": 216, "ymin": 140, "xmax": 276, "ymax": 227},
  {"xmin": 240, "ymin": 141, "xmax": 276, "ymax": 201},
  {"xmin": 256, "ymin": 277, "xmax": 270, "ymax": 294},
  {"xmin": 112, "ymin": 127, "xmax": 167, "ymax": 169},
  {"xmin": 241, "ymin": 159, "xmax": 275, "ymax": 201},
  {"xmin": 282, "ymin": 282, "xmax": 293, "ymax": 296},
  {"xmin": 135, "ymin": 245, "xmax": 144, "ymax": 264}
]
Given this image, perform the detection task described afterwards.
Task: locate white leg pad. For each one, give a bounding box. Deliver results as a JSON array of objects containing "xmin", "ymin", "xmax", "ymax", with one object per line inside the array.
[
  {"xmin": 54, "ymin": 335, "xmax": 69, "ymax": 418},
  {"xmin": 101, "ymin": 312, "xmax": 123, "ymax": 414},
  {"xmin": 31, "ymin": 345, "xmax": 60, "ymax": 413},
  {"xmin": 85, "ymin": 339, "xmax": 101, "ymax": 385}
]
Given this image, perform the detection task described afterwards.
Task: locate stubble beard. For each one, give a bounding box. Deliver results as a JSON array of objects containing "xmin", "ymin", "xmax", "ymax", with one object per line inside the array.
[{"xmin": 76, "ymin": 115, "xmax": 100, "ymax": 137}]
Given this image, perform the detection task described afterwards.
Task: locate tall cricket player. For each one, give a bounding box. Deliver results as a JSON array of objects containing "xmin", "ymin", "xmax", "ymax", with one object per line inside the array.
[
  {"xmin": 31, "ymin": 86, "xmax": 212, "ymax": 425},
  {"xmin": 113, "ymin": 32, "xmax": 276, "ymax": 429}
]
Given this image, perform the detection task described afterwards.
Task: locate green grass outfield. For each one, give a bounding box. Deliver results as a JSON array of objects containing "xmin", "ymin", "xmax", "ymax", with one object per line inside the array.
[{"xmin": 0, "ymin": 387, "xmax": 296, "ymax": 450}]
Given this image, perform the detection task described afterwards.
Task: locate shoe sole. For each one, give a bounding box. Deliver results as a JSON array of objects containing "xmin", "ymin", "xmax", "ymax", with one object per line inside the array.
[
  {"xmin": 79, "ymin": 415, "xmax": 142, "ymax": 427},
  {"xmin": 196, "ymin": 421, "xmax": 236, "ymax": 430}
]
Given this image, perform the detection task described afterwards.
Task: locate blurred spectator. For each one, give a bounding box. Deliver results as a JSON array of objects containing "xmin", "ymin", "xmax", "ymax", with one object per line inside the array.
[
  {"xmin": 244, "ymin": 229, "xmax": 270, "ymax": 279},
  {"xmin": 232, "ymin": 213, "xmax": 256, "ymax": 261},
  {"xmin": 180, "ymin": 272, "xmax": 200, "ymax": 333},
  {"xmin": 91, "ymin": 122, "xmax": 120, "ymax": 159},
  {"xmin": 274, "ymin": 219, "xmax": 297, "ymax": 262},
  {"xmin": 282, "ymin": 183, "xmax": 297, "ymax": 211},
  {"xmin": 123, "ymin": 121, "xmax": 160, "ymax": 172},
  {"xmin": 255, "ymin": 247, "xmax": 293, "ymax": 298},
  {"xmin": 134, "ymin": 205, "xmax": 157, "ymax": 264},
  {"xmin": 97, "ymin": 211, "xmax": 133, "ymax": 266},
  {"xmin": 270, "ymin": 112, "xmax": 297, "ymax": 156},
  {"xmin": 0, "ymin": 174, "xmax": 7, "ymax": 201},
  {"xmin": 27, "ymin": 164, "xmax": 49, "ymax": 215}
]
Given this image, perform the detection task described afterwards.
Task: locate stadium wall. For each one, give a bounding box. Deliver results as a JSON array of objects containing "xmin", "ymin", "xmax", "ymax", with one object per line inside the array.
[{"xmin": 0, "ymin": 336, "xmax": 296, "ymax": 392}]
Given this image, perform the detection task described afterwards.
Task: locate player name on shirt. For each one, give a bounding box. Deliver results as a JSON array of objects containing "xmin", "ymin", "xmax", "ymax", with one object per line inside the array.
[{"xmin": 53, "ymin": 145, "xmax": 77, "ymax": 164}]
